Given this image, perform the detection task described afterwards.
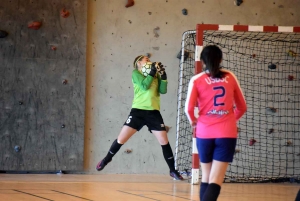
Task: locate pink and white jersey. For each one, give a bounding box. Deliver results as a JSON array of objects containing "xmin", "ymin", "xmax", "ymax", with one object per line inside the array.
[{"xmin": 185, "ymin": 70, "xmax": 247, "ymax": 139}]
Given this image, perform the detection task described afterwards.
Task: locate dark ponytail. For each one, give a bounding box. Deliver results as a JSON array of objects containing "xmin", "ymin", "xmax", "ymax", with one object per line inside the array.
[{"xmin": 200, "ymin": 45, "xmax": 224, "ymax": 78}]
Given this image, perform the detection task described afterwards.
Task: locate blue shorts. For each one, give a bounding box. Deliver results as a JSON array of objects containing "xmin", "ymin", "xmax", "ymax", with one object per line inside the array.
[{"xmin": 196, "ymin": 138, "xmax": 237, "ymax": 163}]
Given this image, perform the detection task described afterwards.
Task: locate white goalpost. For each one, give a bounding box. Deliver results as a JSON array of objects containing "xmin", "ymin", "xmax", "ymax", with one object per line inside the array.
[{"xmin": 175, "ymin": 24, "xmax": 300, "ymax": 185}]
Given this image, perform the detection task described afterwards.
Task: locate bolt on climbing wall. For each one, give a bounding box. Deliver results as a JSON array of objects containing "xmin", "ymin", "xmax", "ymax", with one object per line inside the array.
[{"xmin": 0, "ymin": 0, "xmax": 86, "ymax": 171}]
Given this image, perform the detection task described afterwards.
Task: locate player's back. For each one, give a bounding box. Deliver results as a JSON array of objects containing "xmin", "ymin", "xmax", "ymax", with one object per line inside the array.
[
  {"xmin": 186, "ymin": 69, "xmax": 246, "ymax": 138},
  {"xmin": 195, "ymin": 70, "xmax": 237, "ymax": 124}
]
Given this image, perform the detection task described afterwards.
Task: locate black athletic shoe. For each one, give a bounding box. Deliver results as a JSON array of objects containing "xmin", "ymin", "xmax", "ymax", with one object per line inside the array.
[
  {"xmin": 170, "ymin": 170, "xmax": 184, "ymax": 180},
  {"xmin": 96, "ymin": 158, "xmax": 112, "ymax": 171}
]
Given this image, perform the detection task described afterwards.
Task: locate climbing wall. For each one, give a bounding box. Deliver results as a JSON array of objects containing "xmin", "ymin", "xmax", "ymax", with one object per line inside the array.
[{"xmin": 0, "ymin": 0, "xmax": 86, "ymax": 171}]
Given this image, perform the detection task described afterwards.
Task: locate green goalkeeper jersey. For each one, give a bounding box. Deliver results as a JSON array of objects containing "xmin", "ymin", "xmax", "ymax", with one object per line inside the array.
[{"xmin": 131, "ymin": 69, "xmax": 167, "ymax": 111}]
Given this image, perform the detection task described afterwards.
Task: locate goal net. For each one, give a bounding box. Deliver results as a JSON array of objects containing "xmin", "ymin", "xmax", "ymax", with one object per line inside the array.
[{"xmin": 175, "ymin": 24, "xmax": 300, "ymax": 184}]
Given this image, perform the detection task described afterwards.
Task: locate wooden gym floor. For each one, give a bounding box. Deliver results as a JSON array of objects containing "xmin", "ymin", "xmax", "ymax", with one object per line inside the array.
[{"xmin": 0, "ymin": 174, "xmax": 299, "ymax": 201}]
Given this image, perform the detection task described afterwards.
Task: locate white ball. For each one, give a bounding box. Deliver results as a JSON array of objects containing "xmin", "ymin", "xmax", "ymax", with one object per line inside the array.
[{"xmin": 141, "ymin": 62, "xmax": 152, "ymax": 76}]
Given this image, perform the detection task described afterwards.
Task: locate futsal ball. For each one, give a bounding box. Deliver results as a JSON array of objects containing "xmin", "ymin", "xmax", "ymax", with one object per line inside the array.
[{"xmin": 141, "ymin": 62, "xmax": 152, "ymax": 76}]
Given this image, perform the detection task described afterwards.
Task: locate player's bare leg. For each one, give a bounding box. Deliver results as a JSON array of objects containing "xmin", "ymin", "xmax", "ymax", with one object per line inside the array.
[
  {"xmin": 209, "ymin": 160, "xmax": 228, "ymax": 185},
  {"xmin": 199, "ymin": 162, "xmax": 212, "ymax": 200},
  {"xmin": 202, "ymin": 160, "xmax": 229, "ymax": 201},
  {"xmin": 152, "ymin": 130, "xmax": 168, "ymax": 145},
  {"xmin": 117, "ymin": 125, "xmax": 137, "ymax": 144}
]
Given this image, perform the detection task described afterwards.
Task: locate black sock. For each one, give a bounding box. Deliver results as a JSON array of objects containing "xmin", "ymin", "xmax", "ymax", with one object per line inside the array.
[
  {"xmin": 200, "ymin": 182, "xmax": 209, "ymax": 201},
  {"xmin": 161, "ymin": 143, "xmax": 175, "ymax": 172},
  {"xmin": 295, "ymin": 190, "xmax": 300, "ymax": 201},
  {"xmin": 105, "ymin": 139, "xmax": 123, "ymax": 161},
  {"xmin": 202, "ymin": 183, "xmax": 221, "ymax": 201}
]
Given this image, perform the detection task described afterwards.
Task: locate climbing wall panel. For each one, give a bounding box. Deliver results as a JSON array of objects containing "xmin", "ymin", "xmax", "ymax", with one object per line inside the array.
[{"xmin": 0, "ymin": 0, "xmax": 86, "ymax": 171}]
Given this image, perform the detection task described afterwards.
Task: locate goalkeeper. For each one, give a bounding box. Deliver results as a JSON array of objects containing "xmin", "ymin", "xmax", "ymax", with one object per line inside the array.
[{"xmin": 96, "ymin": 55, "xmax": 183, "ymax": 181}]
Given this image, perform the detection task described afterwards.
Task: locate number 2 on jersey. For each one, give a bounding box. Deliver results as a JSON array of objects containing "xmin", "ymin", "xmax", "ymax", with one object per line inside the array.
[{"xmin": 213, "ymin": 86, "xmax": 225, "ymax": 106}]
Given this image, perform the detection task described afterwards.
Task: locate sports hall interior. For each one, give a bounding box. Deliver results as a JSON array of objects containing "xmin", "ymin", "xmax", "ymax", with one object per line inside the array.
[{"xmin": 0, "ymin": 0, "xmax": 299, "ymax": 200}]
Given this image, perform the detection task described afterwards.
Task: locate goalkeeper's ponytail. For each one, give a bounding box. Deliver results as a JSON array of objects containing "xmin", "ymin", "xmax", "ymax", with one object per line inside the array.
[
  {"xmin": 200, "ymin": 45, "xmax": 224, "ymax": 78},
  {"xmin": 133, "ymin": 55, "xmax": 144, "ymax": 69}
]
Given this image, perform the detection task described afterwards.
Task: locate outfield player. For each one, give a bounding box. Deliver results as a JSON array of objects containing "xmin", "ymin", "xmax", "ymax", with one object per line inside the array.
[
  {"xmin": 96, "ymin": 55, "xmax": 183, "ymax": 180},
  {"xmin": 185, "ymin": 45, "xmax": 247, "ymax": 201}
]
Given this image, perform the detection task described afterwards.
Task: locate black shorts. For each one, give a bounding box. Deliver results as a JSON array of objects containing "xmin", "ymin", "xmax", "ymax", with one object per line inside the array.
[{"xmin": 124, "ymin": 108, "xmax": 166, "ymax": 132}]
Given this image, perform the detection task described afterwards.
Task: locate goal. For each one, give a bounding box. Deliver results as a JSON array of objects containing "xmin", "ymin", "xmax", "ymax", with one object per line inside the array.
[{"xmin": 175, "ymin": 24, "xmax": 300, "ymax": 184}]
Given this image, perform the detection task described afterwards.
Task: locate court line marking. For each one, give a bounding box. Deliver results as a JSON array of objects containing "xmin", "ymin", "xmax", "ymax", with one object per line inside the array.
[
  {"xmin": 52, "ymin": 190, "xmax": 94, "ymax": 201},
  {"xmin": 154, "ymin": 191, "xmax": 196, "ymax": 200},
  {"xmin": 14, "ymin": 190, "xmax": 54, "ymax": 201},
  {"xmin": 0, "ymin": 189, "xmax": 56, "ymax": 194},
  {"xmin": 117, "ymin": 190, "xmax": 160, "ymax": 201}
]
